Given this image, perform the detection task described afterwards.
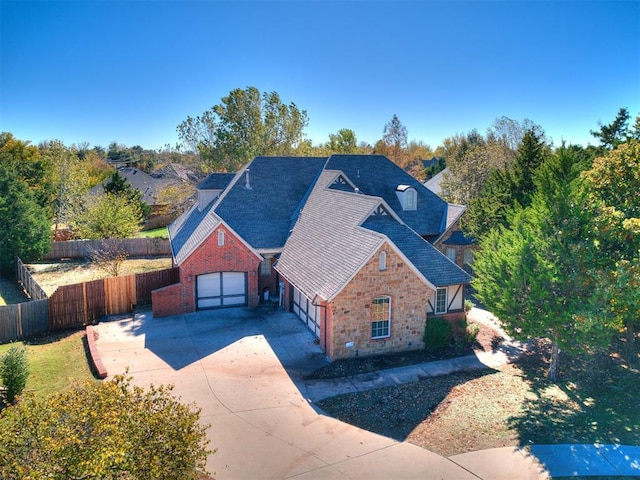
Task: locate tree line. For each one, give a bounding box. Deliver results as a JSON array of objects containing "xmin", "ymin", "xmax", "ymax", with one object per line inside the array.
[
  {"xmin": 465, "ymin": 108, "xmax": 640, "ymax": 380},
  {"xmin": 0, "ymin": 134, "xmax": 199, "ymax": 274}
]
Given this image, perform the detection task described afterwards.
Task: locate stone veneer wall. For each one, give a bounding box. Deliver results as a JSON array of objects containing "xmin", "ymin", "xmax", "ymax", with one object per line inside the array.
[
  {"xmin": 152, "ymin": 224, "xmax": 261, "ymax": 316},
  {"xmin": 326, "ymin": 243, "xmax": 433, "ymax": 360}
]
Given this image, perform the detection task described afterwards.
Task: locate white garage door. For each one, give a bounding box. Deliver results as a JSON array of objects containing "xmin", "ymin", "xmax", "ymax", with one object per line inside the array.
[
  {"xmin": 293, "ymin": 286, "xmax": 320, "ymax": 338},
  {"xmin": 197, "ymin": 272, "xmax": 247, "ymax": 309}
]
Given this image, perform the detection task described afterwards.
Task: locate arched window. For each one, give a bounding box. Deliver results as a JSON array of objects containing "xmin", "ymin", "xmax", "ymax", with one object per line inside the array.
[
  {"xmin": 371, "ymin": 295, "xmax": 391, "ymax": 339},
  {"xmin": 217, "ymin": 230, "xmax": 225, "ymax": 246},
  {"xmin": 379, "ymin": 251, "xmax": 387, "ymax": 271}
]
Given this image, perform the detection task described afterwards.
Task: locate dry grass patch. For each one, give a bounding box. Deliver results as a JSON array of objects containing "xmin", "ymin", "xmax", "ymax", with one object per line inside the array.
[{"xmin": 28, "ymin": 257, "xmax": 173, "ymax": 296}]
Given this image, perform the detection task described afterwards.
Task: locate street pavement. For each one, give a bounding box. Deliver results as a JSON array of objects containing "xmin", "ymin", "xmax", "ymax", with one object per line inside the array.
[{"xmin": 93, "ymin": 306, "xmax": 639, "ymax": 479}]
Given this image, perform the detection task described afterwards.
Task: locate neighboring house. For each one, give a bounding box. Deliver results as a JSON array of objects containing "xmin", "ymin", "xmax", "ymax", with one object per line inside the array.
[
  {"xmin": 153, "ymin": 155, "xmax": 472, "ymax": 360},
  {"xmin": 91, "ymin": 167, "xmax": 183, "ymax": 229},
  {"xmin": 423, "ymin": 166, "xmax": 448, "ymax": 196}
]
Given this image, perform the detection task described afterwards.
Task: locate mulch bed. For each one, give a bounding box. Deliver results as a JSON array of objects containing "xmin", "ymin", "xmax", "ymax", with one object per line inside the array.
[{"xmin": 306, "ymin": 319, "xmax": 503, "ymax": 380}]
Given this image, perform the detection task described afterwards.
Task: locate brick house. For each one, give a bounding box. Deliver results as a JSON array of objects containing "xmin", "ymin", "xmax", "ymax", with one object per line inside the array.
[{"xmin": 153, "ymin": 155, "xmax": 471, "ymax": 360}]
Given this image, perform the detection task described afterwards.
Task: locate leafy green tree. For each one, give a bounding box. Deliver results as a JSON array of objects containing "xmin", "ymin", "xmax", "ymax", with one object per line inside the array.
[
  {"xmin": 0, "ymin": 345, "xmax": 29, "ymax": 405},
  {"xmin": 581, "ymin": 139, "xmax": 640, "ymax": 361},
  {"xmin": 327, "ymin": 128, "xmax": 358, "ymax": 153},
  {"xmin": 40, "ymin": 140, "xmax": 93, "ymax": 235},
  {"xmin": 382, "ymin": 114, "xmax": 408, "ymax": 165},
  {"xmin": 439, "ymin": 129, "xmax": 513, "ymax": 205},
  {"xmin": 0, "ymin": 375, "xmax": 211, "ymax": 479},
  {"xmin": 177, "ymin": 86, "xmax": 308, "ymax": 172},
  {"xmin": 473, "ymin": 148, "xmax": 609, "ymax": 380},
  {"xmin": 0, "ymin": 132, "xmax": 53, "ymax": 211},
  {"xmin": 71, "ymin": 193, "xmax": 143, "ymax": 239},
  {"xmin": 0, "ymin": 163, "xmax": 51, "ymax": 273},
  {"xmin": 439, "ymin": 119, "xmax": 545, "ymax": 206}
]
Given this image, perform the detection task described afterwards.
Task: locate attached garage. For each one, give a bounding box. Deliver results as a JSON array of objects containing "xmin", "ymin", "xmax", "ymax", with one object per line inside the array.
[
  {"xmin": 196, "ymin": 272, "xmax": 247, "ymax": 309},
  {"xmin": 292, "ymin": 286, "xmax": 320, "ymax": 337}
]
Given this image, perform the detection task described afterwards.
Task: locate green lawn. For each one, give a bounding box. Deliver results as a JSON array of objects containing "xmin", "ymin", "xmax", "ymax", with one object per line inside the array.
[
  {"xmin": 0, "ymin": 331, "xmax": 97, "ymax": 399},
  {"xmin": 136, "ymin": 227, "xmax": 169, "ymax": 239},
  {"xmin": 0, "ymin": 276, "xmax": 28, "ymax": 306}
]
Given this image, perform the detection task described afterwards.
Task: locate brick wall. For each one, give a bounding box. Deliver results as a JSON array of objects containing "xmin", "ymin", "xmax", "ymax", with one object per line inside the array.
[
  {"xmin": 327, "ymin": 243, "xmax": 433, "ymax": 360},
  {"xmin": 152, "ymin": 224, "xmax": 262, "ymax": 316},
  {"xmin": 152, "ymin": 283, "xmax": 186, "ymax": 317}
]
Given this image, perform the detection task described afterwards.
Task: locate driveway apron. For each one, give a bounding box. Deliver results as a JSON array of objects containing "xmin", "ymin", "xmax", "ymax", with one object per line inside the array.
[{"xmin": 94, "ymin": 307, "xmax": 485, "ymax": 479}]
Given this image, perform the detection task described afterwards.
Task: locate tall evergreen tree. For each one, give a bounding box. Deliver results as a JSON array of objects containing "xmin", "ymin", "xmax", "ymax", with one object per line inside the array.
[
  {"xmin": 0, "ymin": 163, "xmax": 51, "ymax": 273},
  {"xmin": 473, "ymin": 148, "xmax": 609, "ymax": 380},
  {"xmin": 463, "ymin": 129, "xmax": 549, "ymax": 238}
]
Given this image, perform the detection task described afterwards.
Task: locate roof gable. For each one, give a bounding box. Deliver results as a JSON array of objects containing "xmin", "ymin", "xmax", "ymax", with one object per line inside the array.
[
  {"xmin": 275, "ymin": 170, "xmax": 385, "ymax": 301},
  {"xmin": 362, "ymin": 215, "xmax": 472, "ymax": 287},
  {"xmin": 325, "ymin": 155, "xmax": 448, "ymax": 236}
]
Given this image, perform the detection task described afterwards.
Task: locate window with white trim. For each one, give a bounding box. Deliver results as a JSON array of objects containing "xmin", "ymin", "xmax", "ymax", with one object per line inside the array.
[
  {"xmin": 217, "ymin": 230, "xmax": 225, "ymax": 246},
  {"xmin": 371, "ymin": 295, "xmax": 391, "ymax": 339},
  {"xmin": 435, "ymin": 288, "xmax": 447, "ymax": 314},
  {"xmin": 446, "ymin": 247, "xmax": 457, "ymax": 263},
  {"xmin": 379, "ymin": 251, "xmax": 387, "ymax": 271}
]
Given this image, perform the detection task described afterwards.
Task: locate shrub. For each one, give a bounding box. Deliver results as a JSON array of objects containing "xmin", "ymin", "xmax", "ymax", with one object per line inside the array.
[
  {"xmin": 0, "ymin": 345, "xmax": 29, "ymax": 404},
  {"xmin": 424, "ymin": 317, "xmax": 452, "ymax": 350},
  {"xmin": 0, "ymin": 374, "xmax": 212, "ymax": 479},
  {"xmin": 464, "ymin": 299, "xmax": 475, "ymax": 313},
  {"xmin": 465, "ymin": 322, "xmax": 480, "ymax": 343}
]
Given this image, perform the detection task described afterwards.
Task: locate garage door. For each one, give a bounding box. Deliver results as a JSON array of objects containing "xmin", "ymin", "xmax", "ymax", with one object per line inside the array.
[
  {"xmin": 196, "ymin": 272, "xmax": 247, "ymax": 309},
  {"xmin": 293, "ymin": 286, "xmax": 320, "ymax": 337}
]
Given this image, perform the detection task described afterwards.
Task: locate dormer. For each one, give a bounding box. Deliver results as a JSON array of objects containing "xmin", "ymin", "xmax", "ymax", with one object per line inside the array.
[
  {"xmin": 197, "ymin": 173, "xmax": 236, "ymax": 211},
  {"xmin": 198, "ymin": 189, "xmax": 220, "ymax": 211},
  {"xmin": 396, "ymin": 185, "xmax": 417, "ymax": 211}
]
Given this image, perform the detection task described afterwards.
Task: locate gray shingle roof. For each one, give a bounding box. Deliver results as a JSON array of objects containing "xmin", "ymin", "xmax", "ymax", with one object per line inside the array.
[
  {"xmin": 325, "ymin": 155, "xmax": 448, "ymax": 236},
  {"xmin": 443, "ymin": 230, "xmax": 475, "ymax": 246},
  {"xmin": 197, "ymin": 173, "xmax": 237, "ymax": 190},
  {"xmin": 170, "ymin": 154, "xmax": 469, "ymax": 295},
  {"xmin": 362, "ymin": 215, "xmax": 472, "ymax": 287},
  {"xmin": 424, "ymin": 167, "xmax": 449, "ymax": 195},
  {"xmin": 275, "ymin": 170, "xmax": 385, "ymax": 301},
  {"xmin": 169, "ymin": 200, "xmax": 222, "ymax": 264},
  {"xmin": 91, "ymin": 167, "xmax": 178, "ymax": 205},
  {"xmin": 214, "ymin": 156, "xmax": 327, "ymax": 250}
]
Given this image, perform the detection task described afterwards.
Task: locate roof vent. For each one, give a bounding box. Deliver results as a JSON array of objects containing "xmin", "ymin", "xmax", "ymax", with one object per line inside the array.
[{"xmin": 245, "ymin": 169, "xmax": 252, "ymax": 190}]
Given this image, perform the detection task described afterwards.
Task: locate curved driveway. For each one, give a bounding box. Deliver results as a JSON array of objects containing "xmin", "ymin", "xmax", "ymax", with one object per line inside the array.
[{"xmin": 94, "ymin": 308, "xmax": 547, "ymax": 479}]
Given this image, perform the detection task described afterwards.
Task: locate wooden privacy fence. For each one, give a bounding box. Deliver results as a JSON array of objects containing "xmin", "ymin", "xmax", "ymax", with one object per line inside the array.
[
  {"xmin": 43, "ymin": 238, "xmax": 171, "ymax": 260},
  {"xmin": 0, "ymin": 300, "xmax": 48, "ymax": 344},
  {"xmin": 0, "ymin": 267, "xmax": 179, "ymax": 342},
  {"xmin": 15, "ymin": 256, "xmax": 47, "ymax": 300},
  {"xmin": 47, "ymin": 268, "xmax": 179, "ymax": 331}
]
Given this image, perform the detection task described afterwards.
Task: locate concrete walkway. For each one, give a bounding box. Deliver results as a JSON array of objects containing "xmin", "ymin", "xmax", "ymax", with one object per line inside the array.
[{"xmin": 93, "ymin": 307, "xmax": 639, "ymax": 479}]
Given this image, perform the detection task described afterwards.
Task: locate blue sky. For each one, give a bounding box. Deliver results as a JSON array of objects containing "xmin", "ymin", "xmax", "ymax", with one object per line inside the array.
[{"xmin": 1, "ymin": 1, "xmax": 639, "ymax": 151}]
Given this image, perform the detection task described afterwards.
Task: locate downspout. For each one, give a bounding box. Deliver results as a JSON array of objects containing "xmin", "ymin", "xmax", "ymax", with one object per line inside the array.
[{"xmin": 312, "ymin": 294, "xmax": 327, "ymax": 355}]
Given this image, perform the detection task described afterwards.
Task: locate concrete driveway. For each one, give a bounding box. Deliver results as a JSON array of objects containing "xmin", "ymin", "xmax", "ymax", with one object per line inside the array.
[{"xmin": 94, "ymin": 307, "xmax": 544, "ymax": 479}]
